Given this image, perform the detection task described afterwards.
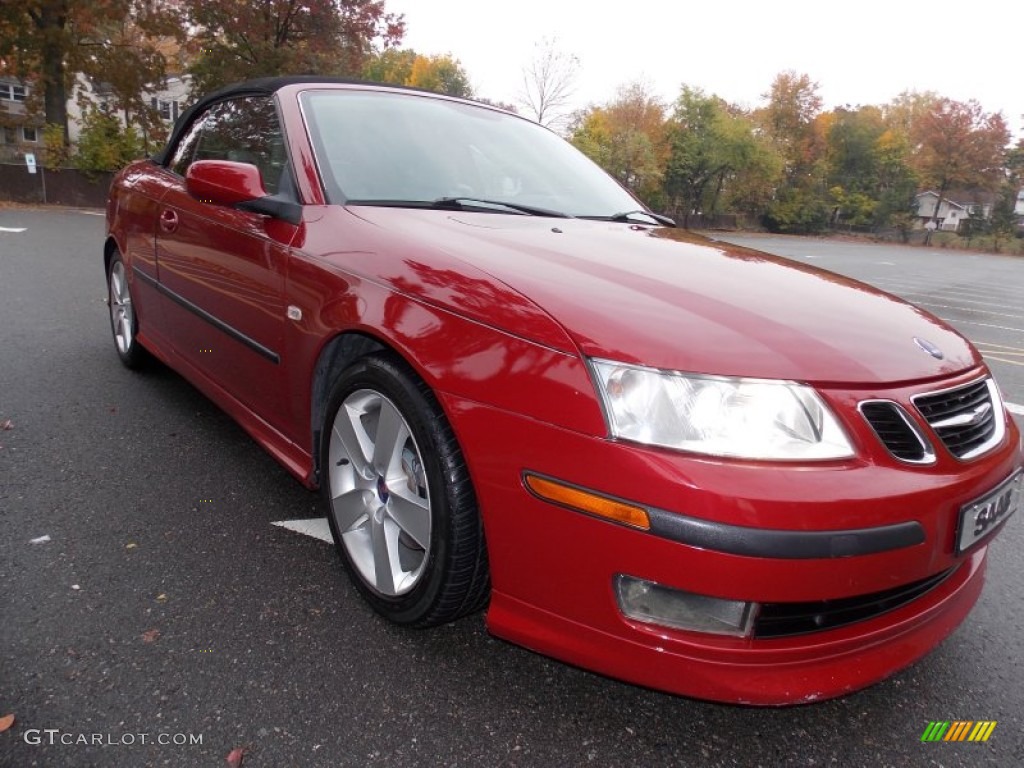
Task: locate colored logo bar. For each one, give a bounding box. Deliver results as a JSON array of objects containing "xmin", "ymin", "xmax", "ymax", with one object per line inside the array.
[{"xmin": 921, "ymin": 721, "xmax": 997, "ymax": 742}]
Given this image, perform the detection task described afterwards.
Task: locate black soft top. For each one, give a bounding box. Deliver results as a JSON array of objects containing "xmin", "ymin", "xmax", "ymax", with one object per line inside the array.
[{"xmin": 151, "ymin": 76, "xmax": 373, "ymax": 165}]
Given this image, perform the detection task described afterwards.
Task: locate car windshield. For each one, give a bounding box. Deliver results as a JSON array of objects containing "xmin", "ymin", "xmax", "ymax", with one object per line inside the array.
[{"xmin": 300, "ymin": 89, "xmax": 641, "ymax": 218}]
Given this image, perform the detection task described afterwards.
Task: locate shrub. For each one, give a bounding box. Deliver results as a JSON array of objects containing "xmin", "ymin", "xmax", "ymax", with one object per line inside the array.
[
  {"xmin": 73, "ymin": 108, "xmax": 145, "ymax": 175},
  {"xmin": 762, "ymin": 188, "xmax": 830, "ymax": 234},
  {"xmin": 41, "ymin": 124, "xmax": 72, "ymax": 169}
]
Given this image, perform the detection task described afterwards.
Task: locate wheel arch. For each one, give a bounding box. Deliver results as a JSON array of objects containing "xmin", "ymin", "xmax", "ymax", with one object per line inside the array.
[
  {"xmin": 309, "ymin": 329, "xmax": 401, "ymax": 487},
  {"xmin": 103, "ymin": 236, "xmax": 120, "ymax": 277}
]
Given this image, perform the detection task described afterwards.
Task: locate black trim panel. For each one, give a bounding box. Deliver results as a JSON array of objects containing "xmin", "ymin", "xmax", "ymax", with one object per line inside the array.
[
  {"xmin": 133, "ymin": 268, "xmax": 280, "ymax": 364},
  {"xmin": 523, "ymin": 471, "xmax": 926, "ymax": 560},
  {"xmin": 647, "ymin": 507, "xmax": 925, "ymax": 559},
  {"xmin": 755, "ymin": 566, "xmax": 957, "ymax": 637}
]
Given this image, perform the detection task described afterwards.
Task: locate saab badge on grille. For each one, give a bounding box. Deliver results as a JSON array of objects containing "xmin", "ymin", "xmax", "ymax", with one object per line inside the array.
[{"xmin": 913, "ymin": 337, "xmax": 944, "ymax": 359}]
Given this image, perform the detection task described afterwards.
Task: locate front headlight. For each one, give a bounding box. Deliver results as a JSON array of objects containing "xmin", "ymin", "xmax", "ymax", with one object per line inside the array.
[{"xmin": 589, "ymin": 359, "xmax": 854, "ymax": 460}]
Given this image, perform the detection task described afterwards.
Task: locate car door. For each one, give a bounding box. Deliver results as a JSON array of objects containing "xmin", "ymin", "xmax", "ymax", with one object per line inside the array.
[{"xmin": 155, "ymin": 96, "xmax": 298, "ymax": 434}]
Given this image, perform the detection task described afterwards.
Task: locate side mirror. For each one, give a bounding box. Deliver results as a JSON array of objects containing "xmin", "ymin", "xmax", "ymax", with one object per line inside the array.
[
  {"xmin": 184, "ymin": 158, "xmax": 303, "ymax": 225},
  {"xmin": 186, "ymin": 160, "xmax": 266, "ymax": 206}
]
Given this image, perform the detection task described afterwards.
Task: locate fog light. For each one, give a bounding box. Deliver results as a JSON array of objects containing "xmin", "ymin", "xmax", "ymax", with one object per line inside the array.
[{"xmin": 615, "ymin": 574, "xmax": 757, "ymax": 637}]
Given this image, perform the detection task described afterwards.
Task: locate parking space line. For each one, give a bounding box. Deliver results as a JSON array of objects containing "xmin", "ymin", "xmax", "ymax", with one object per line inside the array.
[
  {"xmin": 975, "ymin": 341, "xmax": 1024, "ymax": 351},
  {"xmin": 913, "ymin": 301, "xmax": 1024, "ymax": 322},
  {"xmin": 941, "ymin": 319, "xmax": 1024, "ymax": 334},
  {"xmin": 986, "ymin": 356, "xmax": 1024, "ymax": 367},
  {"xmin": 980, "ymin": 349, "xmax": 1024, "ymax": 357},
  {"xmin": 0, "ymin": 226, "xmax": 27, "ymax": 233},
  {"xmin": 875, "ymin": 290, "xmax": 1024, "ymax": 314},
  {"xmin": 870, "ymin": 280, "xmax": 1018, "ymax": 303}
]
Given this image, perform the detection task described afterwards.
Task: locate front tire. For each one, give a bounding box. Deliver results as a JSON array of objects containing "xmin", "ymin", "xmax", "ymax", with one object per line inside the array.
[
  {"xmin": 107, "ymin": 252, "xmax": 147, "ymax": 369},
  {"xmin": 321, "ymin": 352, "xmax": 489, "ymax": 627}
]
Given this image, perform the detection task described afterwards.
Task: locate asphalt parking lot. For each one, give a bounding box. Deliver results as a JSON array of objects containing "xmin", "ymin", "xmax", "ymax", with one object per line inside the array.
[{"xmin": 1, "ymin": 208, "xmax": 1022, "ymax": 767}]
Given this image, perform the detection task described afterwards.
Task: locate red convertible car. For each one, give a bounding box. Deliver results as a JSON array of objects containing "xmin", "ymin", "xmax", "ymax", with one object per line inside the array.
[{"xmin": 104, "ymin": 77, "xmax": 1022, "ymax": 705}]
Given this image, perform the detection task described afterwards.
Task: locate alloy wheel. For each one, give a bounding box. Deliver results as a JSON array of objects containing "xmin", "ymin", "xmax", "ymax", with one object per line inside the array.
[
  {"xmin": 327, "ymin": 389, "xmax": 432, "ymax": 596},
  {"xmin": 109, "ymin": 260, "xmax": 134, "ymax": 354}
]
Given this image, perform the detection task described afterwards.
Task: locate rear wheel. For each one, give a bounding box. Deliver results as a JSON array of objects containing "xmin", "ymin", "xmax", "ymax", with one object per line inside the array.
[
  {"xmin": 321, "ymin": 352, "xmax": 489, "ymax": 627},
  {"xmin": 107, "ymin": 252, "xmax": 147, "ymax": 369}
]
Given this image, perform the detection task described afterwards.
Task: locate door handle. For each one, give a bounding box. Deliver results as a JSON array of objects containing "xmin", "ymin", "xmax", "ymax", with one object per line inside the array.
[{"xmin": 159, "ymin": 208, "xmax": 179, "ymax": 233}]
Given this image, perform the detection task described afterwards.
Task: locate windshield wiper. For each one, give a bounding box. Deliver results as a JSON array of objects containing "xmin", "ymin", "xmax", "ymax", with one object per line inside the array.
[
  {"xmin": 582, "ymin": 210, "xmax": 677, "ymax": 227},
  {"xmin": 344, "ymin": 197, "xmax": 572, "ymax": 219},
  {"xmin": 431, "ymin": 197, "xmax": 573, "ymax": 218}
]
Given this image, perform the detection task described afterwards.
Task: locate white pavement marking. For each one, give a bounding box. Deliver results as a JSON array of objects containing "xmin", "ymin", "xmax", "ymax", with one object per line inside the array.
[
  {"xmin": 917, "ymin": 301, "xmax": 1024, "ymax": 322},
  {"xmin": 272, "ymin": 517, "xmax": 333, "ymax": 544},
  {"xmin": 944, "ymin": 319, "xmax": 1024, "ymax": 335},
  {"xmin": 0, "ymin": 226, "xmax": 27, "ymax": 233},
  {"xmin": 80, "ymin": 211, "xmax": 104, "ymax": 216},
  {"xmin": 882, "ymin": 291, "xmax": 1024, "ymax": 314},
  {"xmin": 1008, "ymin": 403, "xmax": 1024, "ymax": 416}
]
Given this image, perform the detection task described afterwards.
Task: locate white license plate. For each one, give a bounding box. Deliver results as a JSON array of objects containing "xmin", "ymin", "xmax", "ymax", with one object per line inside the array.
[{"xmin": 956, "ymin": 471, "xmax": 1022, "ymax": 554}]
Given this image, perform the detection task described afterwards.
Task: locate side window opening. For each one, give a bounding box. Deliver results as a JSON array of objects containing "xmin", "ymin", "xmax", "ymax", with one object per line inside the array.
[
  {"xmin": 166, "ymin": 96, "xmax": 294, "ymax": 200},
  {"xmin": 192, "ymin": 97, "xmax": 288, "ymax": 196}
]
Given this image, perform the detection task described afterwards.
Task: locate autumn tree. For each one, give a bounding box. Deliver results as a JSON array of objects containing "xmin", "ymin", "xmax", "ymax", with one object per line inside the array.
[
  {"xmin": 987, "ymin": 140, "xmax": 1024, "ymax": 250},
  {"xmin": 518, "ymin": 37, "xmax": 578, "ymax": 132},
  {"xmin": 663, "ymin": 86, "xmax": 775, "ymax": 226},
  {"xmin": 185, "ymin": 0, "xmax": 405, "ymax": 95},
  {"xmin": 0, "ymin": 0, "xmax": 182, "ymax": 143},
  {"xmin": 362, "ymin": 49, "xmax": 473, "ymax": 97},
  {"xmin": 718, "ymin": 128, "xmax": 783, "ymax": 219},
  {"xmin": 873, "ymin": 91, "xmax": 938, "ymax": 231},
  {"xmin": 0, "ymin": 1, "xmax": 72, "ymax": 139},
  {"xmin": 911, "ymin": 98, "xmax": 1009, "ymax": 242},
  {"xmin": 758, "ymin": 70, "xmax": 822, "ymax": 171},
  {"xmin": 756, "ymin": 71, "xmax": 830, "ymax": 232},
  {"xmin": 77, "ymin": 3, "xmax": 185, "ymax": 148},
  {"xmin": 822, "ymin": 105, "xmax": 906, "ymax": 228},
  {"xmin": 406, "ymin": 53, "xmax": 472, "ymax": 98},
  {"xmin": 571, "ymin": 81, "xmax": 668, "ymax": 206},
  {"xmin": 362, "ymin": 47, "xmax": 416, "ymax": 84},
  {"xmin": 883, "ymin": 90, "xmax": 939, "ymax": 139}
]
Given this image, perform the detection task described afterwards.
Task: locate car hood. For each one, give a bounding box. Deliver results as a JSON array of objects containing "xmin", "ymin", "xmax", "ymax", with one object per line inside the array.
[{"xmin": 340, "ymin": 208, "xmax": 981, "ymax": 385}]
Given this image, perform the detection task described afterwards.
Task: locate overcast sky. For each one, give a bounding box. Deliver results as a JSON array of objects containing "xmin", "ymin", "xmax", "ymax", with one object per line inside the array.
[{"xmin": 387, "ymin": 0, "xmax": 1022, "ymax": 137}]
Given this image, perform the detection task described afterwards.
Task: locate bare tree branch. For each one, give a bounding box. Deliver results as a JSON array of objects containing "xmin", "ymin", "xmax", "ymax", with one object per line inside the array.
[{"xmin": 517, "ymin": 37, "xmax": 578, "ymax": 132}]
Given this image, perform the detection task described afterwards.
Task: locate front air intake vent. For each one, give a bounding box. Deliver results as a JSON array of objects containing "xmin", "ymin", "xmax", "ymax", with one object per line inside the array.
[
  {"xmin": 754, "ymin": 566, "xmax": 958, "ymax": 638},
  {"xmin": 859, "ymin": 401, "xmax": 934, "ymax": 463}
]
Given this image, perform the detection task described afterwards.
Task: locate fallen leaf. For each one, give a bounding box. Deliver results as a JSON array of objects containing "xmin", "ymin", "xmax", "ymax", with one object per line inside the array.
[
  {"xmin": 141, "ymin": 629, "xmax": 160, "ymax": 644},
  {"xmin": 0, "ymin": 714, "xmax": 14, "ymax": 733},
  {"xmin": 125, "ymin": 542, "xmax": 137, "ymax": 550},
  {"xmin": 226, "ymin": 746, "xmax": 247, "ymax": 766},
  {"xmin": 1, "ymin": 419, "xmax": 12, "ymax": 430},
  {"xmin": 156, "ymin": 593, "xmax": 167, "ymax": 602},
  {"xmin": 30, "ymin": 535, "xmax": 51, "ymax": 544}
]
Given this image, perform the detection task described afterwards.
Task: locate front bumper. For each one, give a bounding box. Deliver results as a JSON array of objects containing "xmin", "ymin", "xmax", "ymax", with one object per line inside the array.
[
  {"xmin": 488, "ymin": 550, "xmax": 984, "ymax": 705},
  {"xmin": 441, "ymin": 371, "xmax": 1022, "ymax": 705}
]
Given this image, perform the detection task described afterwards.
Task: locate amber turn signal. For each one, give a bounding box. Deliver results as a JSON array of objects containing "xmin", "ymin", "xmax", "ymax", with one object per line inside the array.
[{"xmin": 524, "ymin": 473, "xmax": 650, "ymax": 530}]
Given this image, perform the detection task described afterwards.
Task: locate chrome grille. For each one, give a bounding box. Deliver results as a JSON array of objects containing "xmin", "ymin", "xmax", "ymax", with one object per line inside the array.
[
  {"xmin": 913, "ymin": 378, "xmax": 1004, "ymax": 460},
  {"xmin": 859, "ymin": 401, "xmax": 933, "ymax": 463}
]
